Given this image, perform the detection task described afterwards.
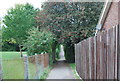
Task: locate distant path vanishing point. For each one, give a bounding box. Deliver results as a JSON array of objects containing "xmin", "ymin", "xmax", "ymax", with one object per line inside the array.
[{"xmin": 46, "ymin": 45, "xmax": 75, "ymax": 79}]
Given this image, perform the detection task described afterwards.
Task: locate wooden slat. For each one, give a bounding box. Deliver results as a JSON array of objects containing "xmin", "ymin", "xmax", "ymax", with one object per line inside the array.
[
  {"xmin": 107, "ymin": 28, "xmax": 114, "ymax": 79},
  {"xmin": 90, "ymin": 37, "xmax": 95, "ymax": 79},
  {"xmin": 78, "ymin": 43, "xmax": 81, "ymax": 76},
  {"xmin": 75, "ymin": 44, "xmax": 77, "ymax": 69},
  {"xmin": 86, "ymin": 38, "xmax": 89, "ymax": 79},
  {"xmin": 94, "ymin": 36, "xmax": 97, "ymax": 79},
  {"xmin": 102, "ymin": 31, "xmax": 107, "ymax": 79},
  {"xmin": 111, "ymin": 27, "xmax": 115, "ymax": 79},
  {"xmin": 89, "ymin": 37, "xmax": 92, "ymax": 79},
  {"xmin": 79, "ymin": 42, "xmax": 82, "ymax": 78},
  {"xmin": 75, "ymin": 43, "xmax": 78, "ymax": 74},
  {"xmin": 114, "ymin": 25, "xmax": 118, "ymax": 79},
  {"xmin": 100, "ymin": 31, "xmax": 103, "ymax": 79},
  {"xmin": 106, "ymin": 29, "xmax": 109, "ymax": 79},
  {"xmin": 99, "ymin": 33, "xmax": 103, "ymax": 79},
  {"xmin": 81, "ymin": 41, "xmax": 84, "ymax": 79},
  {"xmin": 84, "ymin": 40, "xmax": 87, "ymax": 79},
  {"xmin": 118, "ymin": 24, "xmax": 120, "ymax": 80},
  {"xmin": 96, "ymin": 34, "xmax": 100, "ymax": 80}
]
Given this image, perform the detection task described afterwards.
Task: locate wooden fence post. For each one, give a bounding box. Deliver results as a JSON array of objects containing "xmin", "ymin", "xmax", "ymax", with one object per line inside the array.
[
  {"xmin": 41, "ymin": 54, "xmax": 44, "ymax": 75},
  {"xmin": 0, "ymin": 54, "xmax": 2, "ymax": 81},
  {"xmin": 24, "ymin": 55, "xmax": 29, "ymax": 79},
  {"xmin": 94, "ymin": 36, "xmax": 97, "ymax": 79},
  {"xmin": 88, "ymin": 37, "xmax": 92, "ymax": 79},
  {"xmin": 35, "ymin": 54, "xmax": 39, "ymax": 79},
  {"xmin": 118, "ymin": 24, "xmax": 120, "ymax": 80}
]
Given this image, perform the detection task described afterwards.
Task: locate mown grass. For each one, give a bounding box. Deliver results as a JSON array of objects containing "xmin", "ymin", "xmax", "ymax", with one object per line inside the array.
[
  {"xmin": 1, "ymin": 52, "xmax": 26, "ymax": 60},
  {"xmin": 1, "ymin": 52, "xmax": 36, "ymax": 79}
]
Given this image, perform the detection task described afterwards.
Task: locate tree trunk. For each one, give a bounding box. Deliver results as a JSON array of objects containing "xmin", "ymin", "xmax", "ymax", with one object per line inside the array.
[
  {"xmin": 19, "ymin": 45, "xmax": 23, "ymax": 57},
  {"xmin": 52, "ymin": 41, "xmax": 57, "ymax": 63}
]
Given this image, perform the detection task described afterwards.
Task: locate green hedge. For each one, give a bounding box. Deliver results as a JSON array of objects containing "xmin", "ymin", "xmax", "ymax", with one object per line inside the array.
[{"xmin": 64, "ymin": 43, "xmax": 75, "ymax": 63}]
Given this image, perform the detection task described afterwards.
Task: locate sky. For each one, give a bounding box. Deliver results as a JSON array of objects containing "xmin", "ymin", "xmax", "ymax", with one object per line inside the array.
[{"xmin": 0, "ymin": 0, "xmax": 46, "ymax": 18}]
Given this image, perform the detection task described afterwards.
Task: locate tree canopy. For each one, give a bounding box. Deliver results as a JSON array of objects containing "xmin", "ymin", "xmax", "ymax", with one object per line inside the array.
[
  {"xmin": 36, "ymin": 2, "xmax": 103, "ymax": 44},
  {"xmin": 2, "ymin": 3, "xmax": 39, "ymax": 45},
  {"xmin": 23, "ymin": 28, "xmax": 55, "ymax": 56},
  {"xmin": 35, "ymin": 2, "xmax": 104, "ymax": 62}
]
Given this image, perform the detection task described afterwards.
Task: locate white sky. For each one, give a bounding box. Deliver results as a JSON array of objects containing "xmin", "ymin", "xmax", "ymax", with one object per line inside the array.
[{"xmin": 0, "ymin": 0, "xmax": 46, "ymax": 18}]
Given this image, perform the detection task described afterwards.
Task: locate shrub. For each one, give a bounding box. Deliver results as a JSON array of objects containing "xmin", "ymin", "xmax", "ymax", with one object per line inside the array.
[{"xmin": 23, "ymin": 28, "xmax": 55, "ymax": 56}]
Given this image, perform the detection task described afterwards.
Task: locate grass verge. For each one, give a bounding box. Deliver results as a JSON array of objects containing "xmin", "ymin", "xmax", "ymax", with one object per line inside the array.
[
  {"xmin": 40, "ymin": 66, "xmax": 53, "ymax": 79},
  {"xmin": 1, "ymin": 52, "xmax": 36, "ymax": 79},
  {"xmin": 69, "ymin": 63, "xmax": 81, "ymax": 79}
]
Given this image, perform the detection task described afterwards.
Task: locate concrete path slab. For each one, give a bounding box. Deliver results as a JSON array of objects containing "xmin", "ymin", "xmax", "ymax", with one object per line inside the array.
[{"xmin": 46, "ymin": 61, "xmax": 75, "ymax": 79}]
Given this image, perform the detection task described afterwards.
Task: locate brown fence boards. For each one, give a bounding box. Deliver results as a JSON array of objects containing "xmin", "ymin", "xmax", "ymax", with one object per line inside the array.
[
  {"xmin": 96, "ymin": 34, "xmax": 100, "ymax": 79},
  {"xmin": 117, "ymin": 26, "xmax": 120, "ymax": 80},
  {"xmin": 75, "ymin": 24, "xmax": 120, "ymax": 79},
  {"xmin": 102, "ymin": 31, "xmax": 107, "ymax": 79}
]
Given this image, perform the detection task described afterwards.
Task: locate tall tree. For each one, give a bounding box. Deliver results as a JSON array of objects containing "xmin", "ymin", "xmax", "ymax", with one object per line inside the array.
[
  {"xmin": 36, "ymin": 2, "xmax": 103, "ymax": 62},
  {"xmin": 2, "ymin": 3, "xmax": 39, "ymax": 57}
]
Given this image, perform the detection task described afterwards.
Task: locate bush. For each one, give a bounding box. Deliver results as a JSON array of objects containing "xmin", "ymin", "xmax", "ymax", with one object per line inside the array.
[
  {"xmin": 23, "ymin": 28, "xmax": 55, "ymax": 56},
  {"xmin": 2, "ymin": 43, "xmax": 16, "ymax": 51}
]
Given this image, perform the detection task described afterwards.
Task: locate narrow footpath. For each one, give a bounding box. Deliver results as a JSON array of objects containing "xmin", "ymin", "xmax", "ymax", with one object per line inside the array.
[{"xmin": 46, "ymin": 45, "xmax": 75, "ymax": 79}]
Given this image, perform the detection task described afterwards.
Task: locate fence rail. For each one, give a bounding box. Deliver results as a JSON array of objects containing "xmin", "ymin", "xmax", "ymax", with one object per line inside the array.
[{"xmin": 75, "ymin": 25, "xmax": 120, "ymax": 79}]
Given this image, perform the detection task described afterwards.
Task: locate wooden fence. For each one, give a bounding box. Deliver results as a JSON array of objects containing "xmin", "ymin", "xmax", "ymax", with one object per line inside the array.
[
  {"xmin": 24, "ymin": 53, "xmax": 49, "ymax": 79},
  {"xmin": 0, "ymin": 53, "xmax": 49, "ymax": 80},
  {"xmin": 75, "ymin": 25, "xmax": 120, "ymax": 80}
]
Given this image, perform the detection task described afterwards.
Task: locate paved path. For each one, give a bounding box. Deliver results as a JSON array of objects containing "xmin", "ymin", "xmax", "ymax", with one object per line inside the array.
[
  {"xmin": 46, "ymin": 61, "xmax": 75, "ymax": 79},
  {"xmin": 46, "ymin": 45, "xmax": 75, "ymax": 79}
]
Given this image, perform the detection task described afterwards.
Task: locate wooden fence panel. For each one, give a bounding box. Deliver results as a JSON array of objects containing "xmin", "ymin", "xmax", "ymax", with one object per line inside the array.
[{"xmin": 75, "ymin": 24, "xmax": 120, "ymax": 80}]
